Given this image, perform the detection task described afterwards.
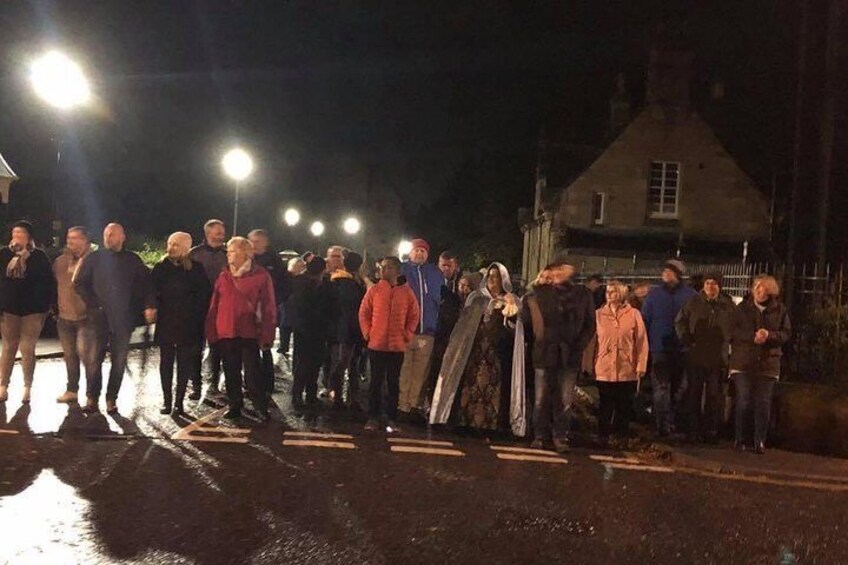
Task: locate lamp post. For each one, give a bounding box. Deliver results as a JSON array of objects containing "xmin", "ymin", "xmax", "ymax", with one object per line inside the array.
[
  {"xmin": 284, "ymin": 208, "xmax": 301, "ymax": 227},
  {"xmin": 222, "ymin": 148, "xmax": 253, "ymax": 236},
  {"xmin": 310, "ymin": 221, "xmax": 325, "ymax": 237}
]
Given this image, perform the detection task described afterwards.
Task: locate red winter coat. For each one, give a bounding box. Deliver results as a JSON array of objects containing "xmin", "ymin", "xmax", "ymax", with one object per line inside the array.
[
  {"xmin": 359, "ymin": 279, "xmax": 420, "ymax": 352},
  {"xmin": 205, "ymin": 264, "xmax": 277, "ymax": 345}
]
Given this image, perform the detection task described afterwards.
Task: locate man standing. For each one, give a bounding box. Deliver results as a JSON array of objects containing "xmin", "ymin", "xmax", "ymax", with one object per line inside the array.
[
  {"xmin": 74, "ymin": 223, "xmax": 155, "ymax": 414},
  {"xmin": 675, "ymin": 273, "xmax": 735, "ymax": 442},
  {"xmin": 359, "ymin": 257, "xmax": 420, "ymax": 432},
  {"xmin": 152, "ymin": 232, "xmax": 212, "ymax": 415},
  {"xmin": 249, "ymin": 229, "xmax": 289, "ymax": 394},
  {"xmin": 423, "ymin": 250, "xmax": 462, "ymax": 409},
  {"xmin": 287, "ymin": 257, "xmax": 329, "ymax": 406},
  {"xmin": 54, "ymin": 227, "xmax": 98, "ymax": 409},
  {"xmin": 398, "ymin": 238, "xmax": 443, "ymax": 418},
  {"xmin": 326, "ymin": 252, "xmax": 367, "ymax": 409},
  {"xmin": 189, "ymin": 219, "xmax": 228, "ymax": 399},
  {"xmin": 525, "ymin": 262, "xmax": 596, "ymax": 452},
  {"xmin": 641, "ymin": 259, "xmax": 698, "ymax": 436}
]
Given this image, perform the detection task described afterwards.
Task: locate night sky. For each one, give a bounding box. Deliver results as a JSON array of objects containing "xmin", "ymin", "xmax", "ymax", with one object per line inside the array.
[{"xmin": 0, "ymin": 1, "xmax": 796, "ymax": 259}]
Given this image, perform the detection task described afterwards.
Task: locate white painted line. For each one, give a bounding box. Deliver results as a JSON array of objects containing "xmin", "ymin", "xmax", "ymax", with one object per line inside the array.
[
  {"xmin": 172, "ymin": 433, "xmax": 249, "ymax": 444},
  {"xmin": 171, "ymin": 408, "xmax": 251, "ymax": 444},
  {"xmin": 283, "ymin": 439, "xmax": 357, "ymax": 449},
  {"xmin": 190, "ymin": 408, "xmax": 228, "ymax": 428},
  {"xmin": 191, "ymin": 427, "xmax": 251, "ymax": 435},
  {"xmin": 496, "ymin": 453, "xmax": 568, "ymax": 464},
  {"xmin": 590, "ymin": 455, "xmax": 643, "ymax": 465},
  {"xmin": 387, "ymin": 437, "xmax": 455, "ymax": 447},
  {"xmin": 283, "ymin": 431, "xmax": 354, "ymax": 440},
  {"xmin": 607, "ymin": 463, "xmax": 674, "ymax": 473},
  {"xmin": 0, "ymin": 429, "xmax": 20, "ymax": 435},
  {"xmin": 490, "ymin": 445, "xmax": 557, "ymax": 456},
  {"xmin": 390, "ymin": 445, "xmax": 465, "ymax": 457}
]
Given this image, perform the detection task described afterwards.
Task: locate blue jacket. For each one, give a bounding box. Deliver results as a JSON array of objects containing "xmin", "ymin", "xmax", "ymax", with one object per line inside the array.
[
  {"xmin": 402, "ymin": 261, "xmax": 443, "ymax": 336},
  {"xmin": 641, "ymin": 283, "xmax": 697, "ymax": 353}
]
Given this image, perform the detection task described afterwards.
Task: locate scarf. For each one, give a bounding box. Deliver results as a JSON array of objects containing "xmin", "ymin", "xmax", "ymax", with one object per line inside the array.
[
  {"xmin": 7, "ymin": 242, "xmax": 34, "ymax": 279},
  {"xmin": 169, "ymin": 256, "xmax": 193, "ymax": 271},
  {"xmin": 229, "ymin": 259, "xmax": 252, "ymax": 278}
]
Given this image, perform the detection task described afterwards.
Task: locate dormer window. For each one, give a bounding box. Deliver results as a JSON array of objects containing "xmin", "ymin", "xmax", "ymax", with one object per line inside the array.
[{"xmin": 649, "ymin": 161, "xmax": 680, "ymax": 219}]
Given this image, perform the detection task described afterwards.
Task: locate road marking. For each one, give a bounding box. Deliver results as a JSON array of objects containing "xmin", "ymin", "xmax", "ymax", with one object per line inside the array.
[
  {"xmin": 496, "ymin": 453, "xmax": 568, "ymax": 464},
  {"xmin": 390, "ymin": 445, "xmax": 465, "ymax": 457},
  {"xmin": 172, "ymin": 408, "xmax": 251, "ymax": 444},
  {"xmin": 590, "ymin": 455, "xmax": 643, "ymax": 465},
  {"xmin": 283, "ymin": 431, "xmax": 354, "ymax": 440},
  {"xmin": 282, "ymin": 439, "xmax": 357, "ymax": 449},
  {"xmin": 607, "ymin": 463, "xmax": 674, "ymax": 473},
  {"xmin": 387, "ymin": 438, "xmax": 455, "ymax": 447},
  {"xmin": 674, "ymin": 466, "xmax": 848, "ymax": 492},
  {"xmin": 490, "ymin": 445, "xmax": 558, "ymax": 456},
  {"xmin": 0, "ymin": 429, "xmax": 20, "ymax": 435}
]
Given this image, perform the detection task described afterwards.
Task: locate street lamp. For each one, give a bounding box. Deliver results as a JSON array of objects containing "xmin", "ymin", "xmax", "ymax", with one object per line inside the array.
[
  {"xmin": 30, "ymin": 50, "xmax": 91, "ymax": 110},
  {"xmin": 284, "ymin": 208, "xmax": 301, "ymax": 227},
  {"xmin": 343, "ymin": 217, "xmax": 361, "ymax": 235},
  {"xmin": 398, "ymin": 240, "xmax": 413, "ymax": 259},
  {"xmin": 310, "ymin": 221, "xmax": 325, "ymax": 237},
  {"xmin": 222, "ymin": 147, "xmax": 253, "ymax": 235}
]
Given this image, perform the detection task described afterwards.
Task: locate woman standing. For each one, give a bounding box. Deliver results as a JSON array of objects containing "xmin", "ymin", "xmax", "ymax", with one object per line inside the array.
[
  {"xmin": 729, "ymin": 275, "xmax": 791, "ymax": 454},
  {"xmin": 205, "ymin": 237, "xmax": 277, "ymax": 421},
  {"xmin": 592, "ymin": 281, "xmax": 649, "ymax": 445},
  {"xmin": 0, "ymin": 221, "xmax": 55, "ymax": 403}
]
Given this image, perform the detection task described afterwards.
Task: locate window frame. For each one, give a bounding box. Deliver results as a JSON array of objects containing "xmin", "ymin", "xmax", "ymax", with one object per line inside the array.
[
  {"xmin": 648, "ymin": 161, "xmax": 681, "ymax": 219},
  {"xmin": 591, "ymin": 191, "xmax": 606, "ymax": 226}
]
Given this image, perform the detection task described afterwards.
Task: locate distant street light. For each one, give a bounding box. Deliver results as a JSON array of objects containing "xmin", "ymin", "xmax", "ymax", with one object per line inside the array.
[
  {"xmin": 398, "ymin": 240, "xmax": 413, "ymax": 259},
  {"xmin": 222, "ymin": 148, "xmax": 253, "ymax": 235},
  {"xmin": 343, "ymin": 217, "xmax": 361, "ymax": 235},
  {"xmin": 310, "ymin": 221, "xmax": 325, "ymax": 237},
  {"xmin": 30, "ymin": 51, "xmax": 91, "ymax": 110},
  {"xmin": 284, "ymin": 208, "xmax": 301, "ymax": 227}
]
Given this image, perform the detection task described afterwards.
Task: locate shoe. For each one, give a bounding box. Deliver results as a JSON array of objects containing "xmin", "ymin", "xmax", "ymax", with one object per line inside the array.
[
  {"xmin": 188, "ymin": 389, "xmax": 201, "ymax": 401},
  {"xmin": 364, "ymin": 418, "xmax": 379, "ymax": 431},
  {"xmin": 734, "ymin": 440, "xmax": 748, "ymax": 452},
  {"xmin": 82, "ymin": 397, "xmax": 99, "ymax": 413},
  {"xmin": 106, "ymin": 400, "xmax": 118, "ymax": 414},
  {"xmin": 57, "ymin": 391, "xmax": 79, "ymax": 403},
  {"xmin": 530, "ymin": 438, "xmax": 545, "ymax": 450},
  {"xmin": 172, "ymin": 405, "xmax": 186, "ymax": 417},
  {"xmin": 223, "ymin": 409, "xmax": 241, "ymax": 420},
  {"xmin": 21, "ymin": 387, "xmax": 31, "ymax": 404},
  {"xmin": 160, "ymin": 404, "xmax": 172, "ymax": 415},
  {"xmin": 553, "ymin": 437, "xmax": 571, "ymax": 454},
  {"xmin": 0, "ymin": 385, "xmax": 6, "ymax": 402},
  {"xmin": 753, "ymin": 442, "xmax": 766, "ymax": 455},
  {"xmin": 386, "ymin": 420, "xmax": 401, "ymax": 433}
]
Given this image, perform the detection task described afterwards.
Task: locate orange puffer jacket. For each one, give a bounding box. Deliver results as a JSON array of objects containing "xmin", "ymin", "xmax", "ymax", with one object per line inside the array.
[{"xmin": 359, "ymin": 279, "xmax": 420, "ymax": 352}]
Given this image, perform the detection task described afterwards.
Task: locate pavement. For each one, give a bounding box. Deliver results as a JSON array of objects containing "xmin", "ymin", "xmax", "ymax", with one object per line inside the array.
[
  {"xmin": 1, "ymin": 326, "xmax": 151, "ymax": 360},
  {"xmin": 1, "ymin": 348, "xmax": 848, "ymax": 563}
]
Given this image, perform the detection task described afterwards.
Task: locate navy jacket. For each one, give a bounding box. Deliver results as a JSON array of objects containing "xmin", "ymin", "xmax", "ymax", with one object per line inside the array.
[
  {"xmin": 641, "ymin": 283, "xmax": 698, "ymax": 354},
  {"xmin": 402, "ymin": 261, "xmax": 443, "ymax": 336}
]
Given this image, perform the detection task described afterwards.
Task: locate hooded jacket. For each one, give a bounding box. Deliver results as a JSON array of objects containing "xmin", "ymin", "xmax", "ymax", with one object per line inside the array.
[
  {"xmin": 675, "ymin": 292, "xmax": 736, "ymax": 368},
  {"xmin": 402, "ymin": 260, "xmax": 443, "ymax": 336},
  {"xmin": 205, "ymin": 263, "xmax": 277, "ymax": 345},
  {"xmin": 593, "ymin": 303, "xmax": 649, "ymax": 382},
  {"xmin": 326, "ymin": 270, "xmax": 366, "ymax": 344},
  {"xmin": 359, "ymin": 278, "xmax": 420, "ymax": 352},
  {"xmin": 641, "ymin": 282, "xmax": 698, "ymax": 353}
]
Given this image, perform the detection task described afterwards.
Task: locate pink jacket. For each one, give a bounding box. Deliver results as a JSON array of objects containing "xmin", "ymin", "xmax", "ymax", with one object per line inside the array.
[{"xmin": 593, "ymin": 303, "xmax": 649, "ymax": 382}]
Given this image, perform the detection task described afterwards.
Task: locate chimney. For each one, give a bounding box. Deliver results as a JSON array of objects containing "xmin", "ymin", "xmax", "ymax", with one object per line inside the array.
[
  {"xmin": 645, "ymin": 47, "xmax": 694, "ymax": 109},
  {"xmin": 609, "ymin": 72, "xmax": 631, "ymax": 135}
]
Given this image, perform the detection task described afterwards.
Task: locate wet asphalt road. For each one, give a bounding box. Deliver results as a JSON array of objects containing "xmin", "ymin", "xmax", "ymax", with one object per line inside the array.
[{"xmin": 1, "ymin": 351, "xmax": 847, "ymax": 564}]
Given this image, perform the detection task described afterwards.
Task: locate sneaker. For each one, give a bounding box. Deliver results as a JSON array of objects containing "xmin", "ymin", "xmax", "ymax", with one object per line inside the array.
[
  {"xmin": 188, "ymin": 388, "xmax": 202, "ymax": 401},
  {"xmin": 0, "ymin": 385, "xmax": 6, "ymax": 402},
  {"xmin": 753, "ymin": 442, "xmax": 766, "ymax": 455},
  {"xmin": 172, "ymin": 405, "xmax": 186, "ymax": 417},
  {"xmin": 223, "ymin": 409, "xmax": 241, "ymax": 420},
  {"xmin": 385, "ymin": 420, "xmax": 401, "ymax": 434},
  {"xmin": 160, "ymin": 404, "xmax": 172, "ymax": 415},
  {"xmin": 82, "ymin": 397, "xmax": 99, "ymax": 413},
  {"xmin": 21, "ymin": 387, "xmax": 31, "ymax": 404},
  {"xmin": 364, "ymin": 418, "xmax": 379, "ymax": 432},
  {"xmin": 106, "ymin": 400, "xmax": 118, "ymax": 414},
  {"xmin": 553, "ymin": 437, "xmax": 570, "ymax": 454},
  {"xmin": 57, "ymin": 391, "xmax": 79, "ymax": 403}
]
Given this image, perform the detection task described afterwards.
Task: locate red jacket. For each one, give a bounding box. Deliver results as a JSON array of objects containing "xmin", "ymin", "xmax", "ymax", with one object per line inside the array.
[
  {"xmin": 359, "ymin": 279, "xmax": 420, "ymax": 352},
  {"xmin": 206, "ymin": 264, "xmax": 277, "ymax": 345}
]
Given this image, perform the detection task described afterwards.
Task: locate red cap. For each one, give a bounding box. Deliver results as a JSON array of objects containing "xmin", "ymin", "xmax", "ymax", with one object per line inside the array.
[{"xmin": 410, "ymin": 238, "xmax": 430, "ymax": 252}]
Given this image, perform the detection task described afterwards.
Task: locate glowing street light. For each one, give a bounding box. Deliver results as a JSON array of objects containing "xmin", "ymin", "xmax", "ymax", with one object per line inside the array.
[
  {"xmin": 30, "ymin": 50, "xmax": 91, "ymax": 110},
  {"xmin": 284, "ymin": 208, "xmax": 301, "ymax": 227},
  {"xmin": 310, "ymin": 221, "xmax": 325, "ymax": 237},
  {"xmin": 221, "ymin": 147, "xmax": 253, "ymax": 235},
  {"xmin": 343, "ymin": 217, "xmax": 361, "ymax": 235},
  {"xmin": 398, "ymin": 240, "xmax": 413, "ymax": 258}
]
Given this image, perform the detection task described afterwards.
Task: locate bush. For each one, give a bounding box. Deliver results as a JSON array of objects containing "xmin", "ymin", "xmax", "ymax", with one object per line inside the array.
[{"xmin": 134, "ymin": 240, "xmax": 166, "ymax": 268}]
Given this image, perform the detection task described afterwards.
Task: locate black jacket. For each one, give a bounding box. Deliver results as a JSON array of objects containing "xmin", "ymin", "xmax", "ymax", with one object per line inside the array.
[
  {"xmin": 675, "ymin": 292, "xmax": 736, "ymax": 368},
  {"xmin": 151, "ymin": 258, "xmax": 212, "ymax": 346},
  {"xmin": 253, "ymin": 250, "xmax": 290, "ymax": 307},
  {"xmin": 0, "ymin": 247, "xmax": 55, "ymax": 316},
  {"xmin": 188, "ymin": 243, "xmax": 227, "ymax": 287},
  {"xmin": 325, "ymin": 271, "xmax": 366, "ymax": 344},
  {"xmin": 74, "ymin": 249, "xmax": 155, "ymax": 332},
  {"xmin": 525, "ymin": 282, "xmax": 596, "ymax": 369},
  {"xmin": 286, "ymin": 274, "xmax": 328, "ymax": 337},
  {"xmin": 729, "ymin": 298, "xmax": 792, "ymax": 378},
  {"xmin": 435, "ymin": 276, "xmax": 463, "ymax": 344}
]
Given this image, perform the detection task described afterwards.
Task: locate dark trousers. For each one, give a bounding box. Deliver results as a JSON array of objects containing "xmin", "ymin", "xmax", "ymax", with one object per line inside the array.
[
  {"xmin": 218, "ymin": 338, "xmax": 267, "ymax": 414},
  {"xmin": 330, "ymin": 343, "xmax": 360, "ymax": 405},
  {"xmin": 279, "ymin": 326, "xmax": 293, "ymax": 355},
  {"xmin": 733, "ymin": 372, "xmax": 776, "ymax": 446},
  {"xmin": 686, "ymin": 365, "xmax": 724, "ymax": 437},
  {"xmin": 93, "ymin": 318, "xmax": 132, "ymax": 402},
  {"xmin": 56, "ymin": 318, "xmax": 99, "ymax": 397},
  {"xmin": 368, "ymin": 349, "xmax": 404, "ymax": 421},
  {"xmin": 292, "ymin": 332, "xmax": 324, "ymax": 402},
  {"xmin": 650, "ymin": 351, "xmax": 686, "ymax": 434},
  {"xmin": 203, "ymin": 340, "xmax": 223, "ymax": 390},
  {"xmin": 533, "ymin": 367, "xmax": 578, "ymax": 441},
  {"xmin": 261, "ymin": 349, "xmax": 275, "ymax": 393},
  {"xmin": 597, "ymin": 381, "xmax": 638, "ymax": 438},
  {"xmin": 160, "ymin": 343, "xmax": 201, "ymax": 408}
]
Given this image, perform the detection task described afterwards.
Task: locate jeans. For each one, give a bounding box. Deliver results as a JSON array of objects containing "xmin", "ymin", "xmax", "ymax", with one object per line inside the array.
[
  {"xmin": 398, "ymin": 335, "xmax": 434, "ymax": 412},
  {"xmin": 292, "ymin": 332, "xmax": 324, "ymax": 403},
  {"xmin": 533, "ymin": 367, "xmax": 578, "ymax": 441},
  {"xmin": 650, "ymin": 351, "xmax": 686, "ymax": 434},
  {"xmin": 597, "ymin": 381, "xmax": 637, "ymax": 438},
  {"xmin": 57, "ymin": 318, "xmax": 99, "ymax": 396},
  {"xmin": 733, "ymin": 372, "xmax": 776, "ymax": 446},
  {"xmin": 0, "ymin": 313, "xmax": 47, "ymax": 388},
  {"xmin": 685, "ymin": 365, "xmax": 724, "ymax": 437},
  {"xmin": 92, "ymin": 315, "xmax": 133, "ymax": 402},
  {"xmin": 368, "ymin": 350, "xmax": 404, "ymax": 421},
  {"xmin": 218, "ymin": 338, "xmax": 267, "ymax": 414},
  {"xmin": 330, "ymin": 343, "xmax": 360, "ymax": 405},
  {"xmin": 160, "ymin": 343, "xmax": 201, "ymax": 408}
]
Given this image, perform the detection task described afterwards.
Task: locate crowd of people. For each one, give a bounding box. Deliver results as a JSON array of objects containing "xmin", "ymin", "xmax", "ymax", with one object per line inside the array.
[{"xmin": 0, "ymin": 219, "xmax": 791, "ymax": 455}]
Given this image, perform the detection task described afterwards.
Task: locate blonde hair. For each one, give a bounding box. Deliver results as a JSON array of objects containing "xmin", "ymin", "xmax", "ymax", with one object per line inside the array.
[
  {"xmin": 752, "ymin": 274, "xmax": 780, "ymax": 297},
  {"xmin": 606, "ymin": 280, "xmax": 630, "ymax": 302},
  {"xmin": 227, "ymin": 236, "xmax": 254, "ymax": 256}
]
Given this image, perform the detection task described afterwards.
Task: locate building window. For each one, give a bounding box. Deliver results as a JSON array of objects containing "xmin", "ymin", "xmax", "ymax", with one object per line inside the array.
[
  {"xmin": 591, "ymin": 191, "xmax": 606, "ymax": 225},
  {"xmin": 648, "ymin": 161, "xmax": 680, "ymax": 218}
]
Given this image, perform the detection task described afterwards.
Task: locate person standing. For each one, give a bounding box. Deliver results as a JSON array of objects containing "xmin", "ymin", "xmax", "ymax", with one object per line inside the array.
[
  {"xmin": 326, "ymin": 252, "xmax": 366, "ymax": 409},
  {"xmin": 675, "ymin": 273, "xmax": 736, "ymax": 442},
  {"xmin": 359, "ymin": 257, "xmax": 420, "ymax": 432},
  {"xmin": 0, "ymin": 221, "xmax": 55, "ymax": 404},
  {"xmin": 593, "ymin": 281, "xmax": 649, "ymax": 445},
  {"xmin": 205, "ymin": 237, "xmax": 277, "ymax": 421},
  {"xmin": 279, "ymin": 256, "xmax": 306, "ymax": 357},
  {"xmin": 398, "ymin": 238, "xmax": 444, "ymax": 418},
  {"xmin": 73, "ymin": 223, "xmax": 155, "ymax": 414},
  {"xmin": 640, "ymin": 259, "xmax": 697, "ymax": 436},
  {"xmin": 54, "ymin": 227, "xmax": 98, "ymax": 408},
  {"xmin": 152, "ymin": 232, "xmax": 212, "ymax": 416},
  {"xmin": 248, "ymin": 229, "xmax": 288, "ymax": 394},
  {"xmin": 424, "ymin": 250, "xmax": 463, "ymax": 409},
  {"xmin": 729, "ymin": 275, "xmax": 791, "ymax": 454},
  {"xmin": 524, "ymin": 262, "xmax": 596, "ymax": 452},
  {"xmin": 287, "ymin": 256, "xmax": 328, "ymax": 406},
  {"xmin": 189, "ymin": 219, "xmax": 228, "ymax": 399}
]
